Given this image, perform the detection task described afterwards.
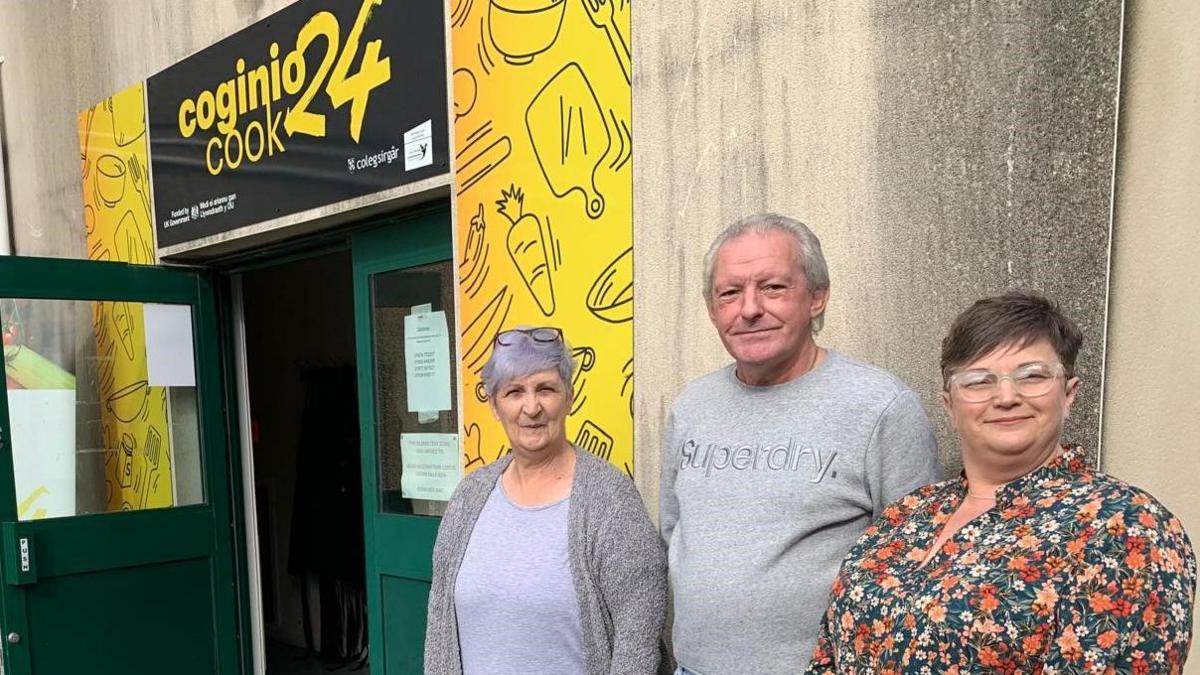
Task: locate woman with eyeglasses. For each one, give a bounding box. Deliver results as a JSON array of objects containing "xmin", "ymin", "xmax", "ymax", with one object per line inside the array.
[
  {"xmin": 425, "ymin": 326, "xmax": 667, "ymax": 675},
  {"xmin": 806, "ymin": 292, "xmax": 1195, "ymax": 674}
]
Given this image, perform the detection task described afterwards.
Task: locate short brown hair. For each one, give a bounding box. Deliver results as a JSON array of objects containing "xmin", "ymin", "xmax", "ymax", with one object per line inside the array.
[{"xmin": 940, "ymin": 291, "xmax": 1083, "ymax": 385}]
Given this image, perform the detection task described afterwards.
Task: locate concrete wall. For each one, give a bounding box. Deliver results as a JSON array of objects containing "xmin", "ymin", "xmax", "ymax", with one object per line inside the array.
[
  {"xmin": 1104, "ymin": 0, "xmax": 1200, "ymax": 662},
  {"xmin": 0, "ymin": 0, "xmax": 296, "ymax": 258},
  {"xmin": 632, "ymin": 0, "xmax": 1122, "ymax": 515}
]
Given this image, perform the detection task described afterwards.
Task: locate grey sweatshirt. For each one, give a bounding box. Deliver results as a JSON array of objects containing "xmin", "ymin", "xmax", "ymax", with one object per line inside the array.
[
  {"xmin": 660, "ymin": 350, "xmax": 940, "ymax": 674},
  {"xmin": 426, "ymin": 448, "xmax": 668, "ymax": 675}
]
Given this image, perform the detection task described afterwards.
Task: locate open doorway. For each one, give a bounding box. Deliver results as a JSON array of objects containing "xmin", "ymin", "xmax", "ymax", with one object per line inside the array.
[{"xmin": 241, "ymin": 250, "xmax": 369, "ymax": 675}]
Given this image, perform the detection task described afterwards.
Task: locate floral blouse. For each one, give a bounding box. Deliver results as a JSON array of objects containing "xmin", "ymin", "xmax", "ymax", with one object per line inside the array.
[{"xmin": 806, "ymin": 445, "xmax": 1195, "ymax": 674}]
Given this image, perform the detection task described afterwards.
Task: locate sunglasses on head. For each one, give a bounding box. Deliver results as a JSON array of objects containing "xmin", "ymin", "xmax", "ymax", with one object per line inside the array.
[{"xmin": 494, "ymin": 327, "xmax": 563, "ymax": 347}]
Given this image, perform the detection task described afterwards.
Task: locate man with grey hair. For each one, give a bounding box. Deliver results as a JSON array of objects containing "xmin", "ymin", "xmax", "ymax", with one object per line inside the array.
[{"xmin": 661, "ymin": 213, "xmax": 940, "ymax": 674}]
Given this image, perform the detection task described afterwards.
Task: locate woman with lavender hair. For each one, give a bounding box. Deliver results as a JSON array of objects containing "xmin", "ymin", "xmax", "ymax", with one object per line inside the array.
[{"xmin": 424, "ymin": 327, "xmax": 666, "ymax": 675}]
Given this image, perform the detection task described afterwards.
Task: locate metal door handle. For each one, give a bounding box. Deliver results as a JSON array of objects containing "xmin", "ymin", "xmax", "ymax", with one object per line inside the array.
[{"xmin": 6, "ymin": 632, "xmax": 18, "ymax": 644}]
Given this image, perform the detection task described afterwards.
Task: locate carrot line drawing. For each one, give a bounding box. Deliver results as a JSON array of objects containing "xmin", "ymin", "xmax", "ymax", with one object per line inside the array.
[{"xmin": 497, "ymin": 185, "xmax": 556, "ymax": 316}]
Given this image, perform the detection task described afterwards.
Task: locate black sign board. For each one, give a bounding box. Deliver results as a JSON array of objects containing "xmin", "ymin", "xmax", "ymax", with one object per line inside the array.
[{"xmin": 147, "ymin": 0, "xmax": 447, "ymax": 248}]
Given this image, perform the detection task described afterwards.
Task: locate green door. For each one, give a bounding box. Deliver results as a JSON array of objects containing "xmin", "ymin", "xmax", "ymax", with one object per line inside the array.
[
  {"xmin": 0, "ymin": 257, "xmax": 240, "ymax": 674},
  {"xmin": 352, "ymin": 208, "xmax": 457, "ymax": 674}
]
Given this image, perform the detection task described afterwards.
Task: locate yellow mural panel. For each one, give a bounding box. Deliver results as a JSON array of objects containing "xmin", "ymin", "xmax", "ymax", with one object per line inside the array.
[
  {"xmin": 452, "ymin": 0, "xmax": 633, "ymax": 474},
  {"xmin": 79, "ymin": 83, "xmax": 176, "ymax": 511}
]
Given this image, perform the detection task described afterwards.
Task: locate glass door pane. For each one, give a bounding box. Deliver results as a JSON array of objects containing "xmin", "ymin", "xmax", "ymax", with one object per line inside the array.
[
  {"xmin": 1, "ymin": 298, "xmax": 203, "ymax": 520},
  {"xmin": 370, "ymin": 260, "xmax": 459, "ymax": 516}
]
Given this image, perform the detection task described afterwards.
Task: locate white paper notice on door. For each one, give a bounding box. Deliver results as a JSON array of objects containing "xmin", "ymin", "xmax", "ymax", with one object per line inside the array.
[
  {"xmin": 144, "ymin": 303, "xmax": 196, "ymax": 387},
  {"xmin": 400, "ymin": 433, "xmax": 461, "ymax": 501},
  {"xmin": 9, "ymin": 389, "xmax": 76, "ymax": 519},
  {"xmin": 404, "ymin": 309, "xmax": 451, "ymax": 413}
]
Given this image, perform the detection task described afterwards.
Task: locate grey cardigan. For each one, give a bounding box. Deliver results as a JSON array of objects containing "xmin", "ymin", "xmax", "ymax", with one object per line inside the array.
[{"xmin": 424, "ymin": 448, "xmax": 667, "ymax": 674}]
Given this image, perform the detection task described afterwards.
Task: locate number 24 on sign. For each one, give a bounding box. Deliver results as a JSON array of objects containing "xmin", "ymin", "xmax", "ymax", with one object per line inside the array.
[{"xmin": 284, "ymin": 0, "xmax": 391, "ymax": 142}]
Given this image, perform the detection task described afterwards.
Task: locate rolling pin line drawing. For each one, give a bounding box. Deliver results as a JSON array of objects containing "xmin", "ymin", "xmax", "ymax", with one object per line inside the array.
[
  {"xmin": 586, "ymin": 247, "xmax": 633, "ymax": 323},
  {"xmin": 457, "ymin": 121, "xmax": 512, "ymax": 194},
  {"xmin": 582, "ymin": 0, "xmax": 631, "ymax": 85},
  {"xmin": 461, "ymin": 285, "xmax": 513, "ymax": 374},
  {"xmin": 526, "ymin": 63, "xmax": 611, "ymax": 219},
  {"xmin": 497, "ymin": 185, "xmax": 557, "ymax": 316}
]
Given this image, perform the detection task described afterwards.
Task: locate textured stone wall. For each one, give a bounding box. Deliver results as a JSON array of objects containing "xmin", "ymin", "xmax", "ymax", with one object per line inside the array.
[
  {"xmin": 0, "ymin": 0, "xmax": 296, "ymax": 258},
  {"xmin": 633, "ymin": 1, "xmax": 1122, "ymax": 514}
]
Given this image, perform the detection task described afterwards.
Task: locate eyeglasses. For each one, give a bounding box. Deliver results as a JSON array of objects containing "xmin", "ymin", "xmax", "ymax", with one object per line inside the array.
[
  {"xmin": 947, "ymin": 362, "xmax": 1066, "ymax": 403},
  {"xmin": 494, "ymin": 327, "xmax": 563, "ymax": 347}
]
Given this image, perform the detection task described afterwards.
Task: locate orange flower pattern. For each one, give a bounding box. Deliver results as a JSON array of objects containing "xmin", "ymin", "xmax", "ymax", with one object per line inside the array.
[{"xmin": 807, "ymin": 446, "xmax": 1195, "ymax": 674}]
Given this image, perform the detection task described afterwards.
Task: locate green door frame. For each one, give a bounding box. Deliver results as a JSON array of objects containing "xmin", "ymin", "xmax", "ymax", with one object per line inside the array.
[
  {"xmin": 215, "ymin": 272, "xmax": 255, "ymax": 675},
  {"xmin": 215, "ymin": 237, "xmax": 356, "ymax": 675},
  {"xmin": 0, "ymin": 256, "xmax": 242, "ymax": 674},
  {"xmin": 352, "ymin": 205, "xmax": 453, "ymax": 674}
]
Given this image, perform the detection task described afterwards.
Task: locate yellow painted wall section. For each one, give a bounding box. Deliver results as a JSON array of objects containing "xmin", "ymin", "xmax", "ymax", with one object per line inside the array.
[
  {"xmin": 451, "ymin": 0, "xmax": 633, "ymax": 475},
  {"xmin": 79, "ymin": 83, "xmax": 176, "ymax": 511}
]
